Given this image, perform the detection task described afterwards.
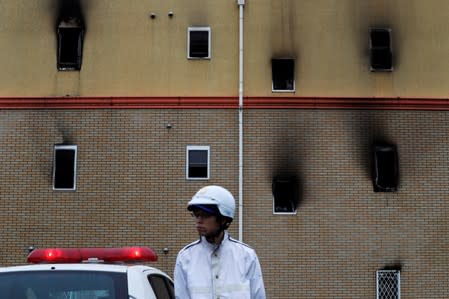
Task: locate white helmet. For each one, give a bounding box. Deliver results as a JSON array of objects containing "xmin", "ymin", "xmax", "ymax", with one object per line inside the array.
[{"xmin": 188, "ymin": 185, "xmax": 236, "ymax": 219}]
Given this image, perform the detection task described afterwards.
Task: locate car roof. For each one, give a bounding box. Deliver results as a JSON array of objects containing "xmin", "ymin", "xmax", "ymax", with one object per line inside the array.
[{"xmin": 0, "ymin": 263, "xmax": 163, "ymax": 274}]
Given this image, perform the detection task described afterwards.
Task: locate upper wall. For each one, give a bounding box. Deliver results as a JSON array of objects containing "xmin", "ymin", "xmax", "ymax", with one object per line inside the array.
[
  {"xmin": 0, "ymin": 0, "xmax": 239, "ymax": 97},
  {"xmin": 246, "ymin": 0, "xmax": 449, "ymax": 98},
  {"xmin": 1, "ymin": 0, "xmax": 449, "ymax": 98}
]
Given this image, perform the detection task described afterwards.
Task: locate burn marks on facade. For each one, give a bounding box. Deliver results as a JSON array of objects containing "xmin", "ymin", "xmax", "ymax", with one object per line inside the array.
[
  {"xmin": 53, "ymin": 144, "xmax": 77, "ymax": 191},
  {"xmin": 56, "ymin": 0, "xmax": 85, "ymax": 71},
  {"xmin": 370, "ymin": 28, "xmax": 393, "ymax": 72},
  {"xmin": 272, "ymin": 175, "xmax": 300, "ymax": 214},
  {"xmin": 372, "ymin": 142, "xmax": 399, "ymax": 192},
  {"xmin": 272, "ymin": 58, "xmax": 295, "ymax": 92},
  {"xmin": 270, "ymin": 125, "xmax": 304, "ymax": 214}
]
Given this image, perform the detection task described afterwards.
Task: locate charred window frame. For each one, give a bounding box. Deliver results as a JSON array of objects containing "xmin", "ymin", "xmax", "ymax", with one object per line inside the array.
[
  {"xmin": 376, "ymin": 270, "xmax": 400, "ymax": 299},
  {"xmin": 272, "ymin": 176, "xmax": 298, "ymax": 214},
  {"xmin": 370, "ymin": 28, "xmax": 393, "ymax": 72},
  {"xmin": 187, "ymin": 27, "xmax": 211, "ymax": 59},
  {"xmin": 57, "ymin": 18, "xmax": 84, "ymax": 71},
  {"xmin": 272, "ymin": 58, "xmax": 295, "ymax": 92},
  {"xmin": 53, "ymin": 145, "xmax": 77, "ymax": 191},
  {"xmin": 372, "ymin": 143, "xmax": 399, "ymax": 192},
  {"xmin": 186, "ymin": 146, "xmax": 210, "ymax": 180}
]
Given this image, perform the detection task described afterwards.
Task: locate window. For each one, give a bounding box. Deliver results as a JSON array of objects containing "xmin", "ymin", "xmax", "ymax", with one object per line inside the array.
[
  {"xmin": 57, "ymin": 17, "xmax": 84, "ymax": 71},
  {"xmin": 372, "ymin": 143, "xmax": 399, "ymax": 192},
  {"xmin": 370, "ymin": 28, "xmax": 393, "ymax": 71},
  {"xmin": 186, "ymin": 146, "xmax": 210, "ymax": 180},
  {"xmin": 148, "ymin": 274, "xmax": 175, "ymax": 299},
  {"xmin": 53, "ymin": 145, "xmax": 77, "ymax": 191},
  {"xmin": 272, "ymin": 176, "xmax": 298, "ymax": 214},
  {"xmin": 377, "ymin": 270, "xmax": 400, "ymax": 299},
  {"xmin": 272, "ymin": 58, "xmax": 295, "ymax": 92},
  {"xmin": 0, "ymin": 271, "xmax": 127, "ymax": 299},
  {"xmin": 187, "ymin": 27, "xmax": 211, "ymax": 59}
]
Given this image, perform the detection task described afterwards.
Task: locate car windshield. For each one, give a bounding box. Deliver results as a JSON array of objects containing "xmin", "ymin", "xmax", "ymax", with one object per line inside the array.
[{"xmin": 0, "ymin": 270, "xmax": 128, "ymax": 299}]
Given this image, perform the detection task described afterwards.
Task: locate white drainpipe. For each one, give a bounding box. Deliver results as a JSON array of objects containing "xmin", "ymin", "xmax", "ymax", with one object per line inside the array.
[{"xmin": 237, "ymin": 0, "xmax": 245, "ymax": 242}]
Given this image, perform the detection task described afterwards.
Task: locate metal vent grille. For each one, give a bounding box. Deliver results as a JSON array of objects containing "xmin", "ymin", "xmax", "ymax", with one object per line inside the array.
[{"xmin": 377, "ymin": 270, "xmax": 400, "ymax": 299}]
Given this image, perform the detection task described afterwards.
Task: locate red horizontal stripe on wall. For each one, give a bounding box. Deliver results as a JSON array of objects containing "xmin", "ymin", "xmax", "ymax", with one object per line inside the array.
[
  {"xmin": 1, "ymin": 96, "xmax": 449, "ymax": 110},
  {"xmin": 245, "ymin": 97, "xmax": 449, "ymax": 110},
  {"xmin": 0, "ymin": 97, "xmax": 238, "ymax": 109}
]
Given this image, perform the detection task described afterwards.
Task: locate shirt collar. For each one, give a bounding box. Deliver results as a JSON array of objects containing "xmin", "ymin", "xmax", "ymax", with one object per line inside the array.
[{"xmin": 200, "ymin": 231, "xmax": 229, "ymax": 251}]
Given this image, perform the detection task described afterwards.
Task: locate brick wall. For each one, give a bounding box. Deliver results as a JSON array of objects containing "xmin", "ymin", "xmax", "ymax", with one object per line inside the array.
[{"xmin": 1, "ymin": 108, "xmax": 449, "ymax": 298}]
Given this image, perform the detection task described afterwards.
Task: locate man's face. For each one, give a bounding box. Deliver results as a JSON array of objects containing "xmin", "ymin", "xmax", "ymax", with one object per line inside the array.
[{"xmin": 191, "ymin": 208, "xmax": 221, "ymax": 238}]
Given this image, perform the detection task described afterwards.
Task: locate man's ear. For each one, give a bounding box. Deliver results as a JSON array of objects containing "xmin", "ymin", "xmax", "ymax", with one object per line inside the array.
[
  {"xmin": 217, "ymin": 216, "xmax": 232, "ymax": 229},
  {"xmin": 222, "ymin": 219, "xmax": 232, "ymax": 230}
]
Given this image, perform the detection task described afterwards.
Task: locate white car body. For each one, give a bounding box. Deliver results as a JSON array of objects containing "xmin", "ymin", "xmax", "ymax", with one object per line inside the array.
[{"xmin": 0, "ymin": 247, "xmax": 174, "ymax": 299}]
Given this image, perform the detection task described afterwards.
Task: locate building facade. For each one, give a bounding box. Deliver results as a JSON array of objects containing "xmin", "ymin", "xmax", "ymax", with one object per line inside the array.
[{"xmin": 1, "ymin": 0, "xmax": 449, "ymax": 298}]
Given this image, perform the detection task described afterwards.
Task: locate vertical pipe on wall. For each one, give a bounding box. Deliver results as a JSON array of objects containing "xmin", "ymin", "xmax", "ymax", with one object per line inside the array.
[{"xmin": 237, "ymin": 0, "xmax": 245, "ymax": 242}]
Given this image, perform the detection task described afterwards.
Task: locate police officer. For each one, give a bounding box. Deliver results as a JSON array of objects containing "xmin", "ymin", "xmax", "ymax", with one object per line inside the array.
[{"xmin": 174, "ymin": 185, "xmax": 266, "ymax": 299}]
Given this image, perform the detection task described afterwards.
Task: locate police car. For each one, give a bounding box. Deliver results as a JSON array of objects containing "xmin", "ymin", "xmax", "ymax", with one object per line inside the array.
[{"xmin": 0, "ymin": 247, "xmax": 174, "ymax": 299}]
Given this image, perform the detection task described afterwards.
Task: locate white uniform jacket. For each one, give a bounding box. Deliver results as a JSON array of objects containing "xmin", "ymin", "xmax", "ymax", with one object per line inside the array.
[{"xmin": 174, "ymin": 231, "xmax": 266, "ymax": 299}]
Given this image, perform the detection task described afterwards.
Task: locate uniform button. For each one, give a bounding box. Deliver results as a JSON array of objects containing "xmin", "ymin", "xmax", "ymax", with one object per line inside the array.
[{"xmin": 215, "ymin": 275, "xmax": 219, "ymax": 279}]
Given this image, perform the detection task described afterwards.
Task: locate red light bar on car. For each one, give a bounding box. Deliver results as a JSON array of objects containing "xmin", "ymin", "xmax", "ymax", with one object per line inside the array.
[{"xmin": 27, "ymin": 247, "xmax": 158, "ymax": 264}]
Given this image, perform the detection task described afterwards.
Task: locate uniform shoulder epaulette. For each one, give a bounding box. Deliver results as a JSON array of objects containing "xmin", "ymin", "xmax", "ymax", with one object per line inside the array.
[
  {"xmin": 228, "ymin": 236, "xmax": 253, "ymax": 249},
  {"xmin": 180, "ymin": 238, "xmax": 202, "ymax": 252}
]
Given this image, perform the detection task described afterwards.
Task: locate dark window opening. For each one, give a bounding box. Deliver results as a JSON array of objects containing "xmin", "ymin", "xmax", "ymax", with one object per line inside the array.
[
  {"xmin": 273, "ymin": 176, "xmax": 298, "ymax": 213},
  {"xmin": 272, "ymin": 59, "xmax": 295, "ymax": 91},
  {"xmin": 187, "ymin": 148, "xmax": 209, "ymax": 179},
  {"xmin": 57, "ymin": 18, "xmax": 84, "ymax": 70},
  {"xmin": 148, "ymin": 275, "xmax": 175, "ymax": 299},
  {"xmin": 370, "ymin": 28, "xmax": 392, "ymax": 71},
  {"xmin": 372, "ymin": 143, "xmax": 398, "ymax": 192},
  {"xmin": 53, "ymin": 145, "xmax": 77, "ymax": 190},
  {"xmin": 188, "ymin": 29, "xmax": 210, "ymax": 58}
]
